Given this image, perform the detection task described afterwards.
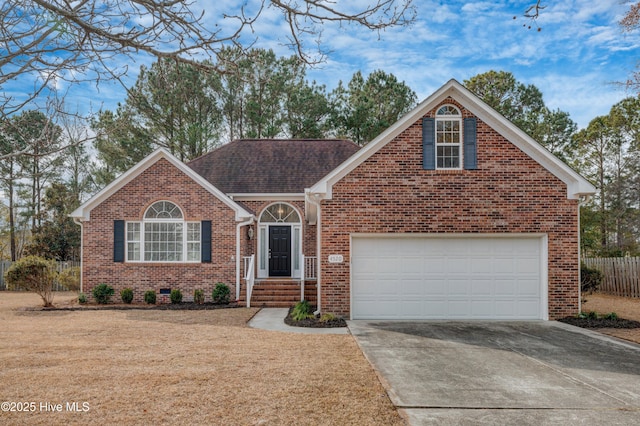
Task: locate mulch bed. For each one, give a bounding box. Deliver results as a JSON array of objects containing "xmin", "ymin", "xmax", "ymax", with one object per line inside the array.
[
  {"xmin": 558, "ymin": 316, "xmax": 640, "ymax": 329},
  {"xmin": 28, "ymin": 302, "xmax": 240, "ymax": 311},
  {"xmin": 284, "ymin": 306, "xmax": 347, "ymax": 328}
]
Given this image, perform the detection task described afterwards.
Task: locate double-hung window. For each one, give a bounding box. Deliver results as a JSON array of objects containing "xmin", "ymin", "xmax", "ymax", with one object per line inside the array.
[
  {"xmin": 423, "ymin": 105, "xmax": 477, "ymax": 171},
  {"xmin": 435, "ymin": 105, "xmax": 462, "ymax": 169},
  {"xmin": 126, "ymin": 201, "xmax": 201, "ymax": 262}
]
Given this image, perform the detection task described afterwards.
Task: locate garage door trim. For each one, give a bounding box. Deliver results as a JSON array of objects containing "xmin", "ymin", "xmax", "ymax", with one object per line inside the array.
[{"xmin": 349, "ymin": 233, "xmax": 548, "ymax": 320}]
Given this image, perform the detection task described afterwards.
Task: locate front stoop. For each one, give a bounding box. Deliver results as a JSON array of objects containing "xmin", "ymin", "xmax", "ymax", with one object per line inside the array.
[{"xmin": 238, "ymin": 279, "xmax": 317, "ymax": 307}]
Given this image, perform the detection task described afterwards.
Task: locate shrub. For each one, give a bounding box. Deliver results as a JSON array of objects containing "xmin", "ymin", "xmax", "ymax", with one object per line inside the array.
[
  {"xmin": 194, "ymin": 289, "xmax": 205, "ymax": 304},
  {"xmin": 581, "ymin": 263, "xmax": 603, "ymax": 294},
  {"xmin": 291, "ymin": 300, "xmax": 313, "ymax": 321},
  {"xmin": 92, "ymin": 283, "xmax": 115, "ymax": 304},
  {"xmin": 170, "ymin": 289, "xmax": 183, "ymax": 304},
  {"xmin": 604, "ymin": 312, "xmax": 618, "ymax": 320},
  {"xmin": 587, "ymin": 310, "xmax": 598, "ymax": 319},
  {"xmin": 319, "ymin": 312, "xmax": 337, "ymax": 323},
  {"xmin": 120, "ymin": 287, "xmax": 134, "ymax": 304},
  {"xmin": 78, "ymin": 292, "xmax": 88, "ymax": 304},
  {"xmin": 57, "ymin": 266, "xmax": 80, "ymax": 292},
  {"xmin": 4, "ymin": 256, "xmax": 57, "ymax": 307},
  {"xmin": 212, "ymin": 282, "xmax": 230, "ymax": 304},
  {"xmin": 144, "ymin": 290, "xmax": 157, "ymax": 304}
]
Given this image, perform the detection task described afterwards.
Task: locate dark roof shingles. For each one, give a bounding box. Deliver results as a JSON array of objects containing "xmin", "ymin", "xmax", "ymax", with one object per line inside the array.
[{"xmin": 187, "ymin": 139, "xmax": 360, "ymax": 194}]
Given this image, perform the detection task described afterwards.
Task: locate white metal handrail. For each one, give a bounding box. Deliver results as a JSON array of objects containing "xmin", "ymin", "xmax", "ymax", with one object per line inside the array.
[
  {"xmin": 300, "ymin": 255, "xmax": 317, "ymax": 301},
  {"xmin": 243, "ymin": 255, "xmax": 255, "ymax": 308},
  {"xmin": 304, "ymin": 256, "xmax": 317, "ymax": 279}
]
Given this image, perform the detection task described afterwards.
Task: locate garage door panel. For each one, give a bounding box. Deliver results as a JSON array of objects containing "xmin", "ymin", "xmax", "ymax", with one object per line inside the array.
[
  {"xmin": 521, "ymin": 281, "xmax": 540, "ymax": 295},
  {"xmin": 517, "ymin": 257, "xmax": 540, "ymax": 274},
  {"xmin": 472, "ymin": 280, "xmax": 493, "ymax": 295},
  {"xmin": 471, "ymin": 259, "xmax": 492, "ymax": 274},
  {"xmin": 352, "ymin": 236, "xmax": 544, "ymax": 320},
  {"xmin": 449, "ymin": 280, "xmax": 470, "ymax": 295}
]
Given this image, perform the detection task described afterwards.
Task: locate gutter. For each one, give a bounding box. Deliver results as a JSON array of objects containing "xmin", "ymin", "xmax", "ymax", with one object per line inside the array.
[
  {"xmin": 306, "ymin": 191, "xmax": 323, "ymax": 315},
  {"xmin": 72, "ymin": 218, "xmax": 84, "ymax": 293},
  {"xmin": 577, "ymin": 194, "xmax": 591, "ymax": 314},
  {"xmin": 236, "ymin": 217, "xmax": 255, "ymax": 301}
]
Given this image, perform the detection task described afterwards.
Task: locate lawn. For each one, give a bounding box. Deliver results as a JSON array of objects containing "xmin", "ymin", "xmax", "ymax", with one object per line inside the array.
[{"xmin": 0, "ymin": 292, "xmax": 404, "ymax": 425}]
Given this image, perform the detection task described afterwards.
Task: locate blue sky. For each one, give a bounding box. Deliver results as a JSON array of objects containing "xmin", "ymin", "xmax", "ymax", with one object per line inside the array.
[
  {"xmin": 299, "ymin": 0, "xmax": 639, "ymax": 129},
  {"xmin": 12, "ymin": 0, "xmax": 640, "ymax": 130}
]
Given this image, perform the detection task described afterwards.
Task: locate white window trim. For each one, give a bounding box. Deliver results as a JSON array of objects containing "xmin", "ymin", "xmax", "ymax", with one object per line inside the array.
[
  {"xmin": 435, "ymin": 104, "xmax": 463, "ymax": 170},
  {"xmin": 125, "ymin": 201, "xmax": 201, "ymax": 263}
]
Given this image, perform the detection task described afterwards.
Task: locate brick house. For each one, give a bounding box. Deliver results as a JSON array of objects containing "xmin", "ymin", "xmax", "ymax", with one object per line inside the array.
[{"xmin": 71, "ymin": 80, "xmax": 595, "ymax": 319}]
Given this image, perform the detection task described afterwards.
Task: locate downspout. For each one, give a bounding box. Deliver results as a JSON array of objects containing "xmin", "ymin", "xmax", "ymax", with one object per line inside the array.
[
  {"xmin": 236, "ymin": 217, "xmax": 254, "ymax": 301},
  {"xmin": 307, "ymin": 193, "xmax": 323, "ymax": 316},
  {"xmin": 577, "ymin": 194, "xmax": 591, "ymax": 314},
  {"xmin": 73, "ymin": 218, "xmax": 84, "ymax": 293}
]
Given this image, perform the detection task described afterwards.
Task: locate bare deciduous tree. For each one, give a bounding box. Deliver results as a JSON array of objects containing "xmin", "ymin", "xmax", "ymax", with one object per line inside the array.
[
  {"xmin": 620, "ymin": 2, "xmax": 640, "ymax": 91},
  {"xmin": 0, "ymin": 1, "xmax": 415, "ymax": 114},
  {"xmin": 0, "ymin": 1, "xmax": 415, "ymax": 160}
]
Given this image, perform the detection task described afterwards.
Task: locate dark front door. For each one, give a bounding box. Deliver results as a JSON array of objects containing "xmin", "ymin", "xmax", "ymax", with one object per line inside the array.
[{"xmin": 269, "ymin": 226, "xmax": 291, "ymax": 277}]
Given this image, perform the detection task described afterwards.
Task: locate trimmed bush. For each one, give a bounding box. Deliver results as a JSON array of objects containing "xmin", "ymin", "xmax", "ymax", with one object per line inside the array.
[
  {"xmin": 4, "ymin": 255, "xmax": 57, "ymax": 307},
  {"xmin": 291, "ymin": 300, "xmax": 313, "ymax": 321},
  {"xmin": 120, "ymin": 287, "xmax": 134, "ymax": 304},
  {"xmin": 170, "ymin": 289, "xmax": 183, "ymax": 304},
  {"xmin": 78, "ymin": 292, "xmax": 88, "ymax": 304},
  {"xmin": 144, "ymin": 290, "xmax": 156, "ymax": 305},
  {"xmin": 194, "ymin": 289, "xmax": 205, "ymax": 304},
  {"xmin": 581, "ymin": 263, "xmax": 602, "ymax": 294},
  {"xmin": 92, "ymin": 283, "xmax": 115, "ymax": 304},
  {"xmin": 212, "ymin": 282, "xmax": 230, "ymax": 304}
]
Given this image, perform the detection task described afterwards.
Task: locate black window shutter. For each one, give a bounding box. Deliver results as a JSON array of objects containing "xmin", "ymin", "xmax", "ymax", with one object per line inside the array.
[
  {"xmin": 422, "ymin": 117, "xmax": 435, "ymax": 170},
  {"xmin": 463, "ymin": 117, "xmax": 478, "ymax": 170},
  {"xmin": 114, "ymin": 220, "xmax": 125, "ymax": 263},
  {"xmin": 201, "ymin": 220, "xmax": 212, "ymax": 263}
]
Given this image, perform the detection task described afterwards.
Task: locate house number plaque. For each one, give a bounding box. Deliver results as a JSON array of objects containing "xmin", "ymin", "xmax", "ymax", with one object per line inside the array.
[{"xmin": 328, "ymin": 254, "xmax": 344, "ymax": 263}]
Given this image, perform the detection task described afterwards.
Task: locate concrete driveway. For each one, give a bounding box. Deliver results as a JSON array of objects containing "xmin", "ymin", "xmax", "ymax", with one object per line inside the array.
[{"xmin": 348, "ymin": 321, "xmax": 640, "ymax": 425}]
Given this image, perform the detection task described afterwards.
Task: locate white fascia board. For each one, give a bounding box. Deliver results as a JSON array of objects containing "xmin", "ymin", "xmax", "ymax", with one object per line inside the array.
[
  {"xmin": 70, "ymin": 148, "xmax": 254, "ymax": 222},
  {"xmin": 228, "ymin": 193, "xmax": 305, "ymax": 201},
  {"xmin": 453, "ymin": 85, "xmax": 596, "ymax": 199},
  {"xmin": 310, "ymin": 79, "xmax": 596, "ymax": 200}
]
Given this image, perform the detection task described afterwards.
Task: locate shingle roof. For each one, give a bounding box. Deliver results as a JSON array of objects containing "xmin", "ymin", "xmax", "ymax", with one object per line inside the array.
[{"xmin": 187, "ymin": 139, "xmax": 360, "ymax": 194}]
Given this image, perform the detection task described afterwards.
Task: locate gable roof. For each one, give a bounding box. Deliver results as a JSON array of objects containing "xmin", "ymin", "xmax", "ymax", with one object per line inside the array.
[
  {"xmin": 70, "ymin": 149, "xmax": 253, "ymax": 221},
  {"xmin": 187, "ymin": 139, "xmax": 360, "ymax": 194},
  {"xmin": 309, "ymin": 79, "xmax": 596, "ymax": 200}
]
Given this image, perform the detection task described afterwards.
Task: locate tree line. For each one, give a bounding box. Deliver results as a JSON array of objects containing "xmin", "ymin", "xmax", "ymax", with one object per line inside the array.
[
  {"xmin": 90, "ymin": 48, "xmax": 417, "ymax": 187},
  {"xmin": 0, "ymin": 63, "xmax": 638, "ymax": 262}
]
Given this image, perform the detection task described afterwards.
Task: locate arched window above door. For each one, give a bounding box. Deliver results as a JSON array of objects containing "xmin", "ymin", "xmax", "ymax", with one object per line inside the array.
[{"xmin": 259, "ymin": 203, "xmax": 300, "ymax": 223}]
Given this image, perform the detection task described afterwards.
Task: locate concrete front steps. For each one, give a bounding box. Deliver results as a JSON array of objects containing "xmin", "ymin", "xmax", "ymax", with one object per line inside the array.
[{"xmin": 238, "ymin": 279, "xmax": 317, "ymax": 308}]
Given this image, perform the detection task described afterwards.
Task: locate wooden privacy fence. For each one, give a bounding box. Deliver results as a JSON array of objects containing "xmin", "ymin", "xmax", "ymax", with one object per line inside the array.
[
  {"xmin": 0, "ymin": 260, "xmax": 79, "ymax": 291},
  {"xmin": 583, "ymin": 257, "xmax": 640, "ymax": 298}
]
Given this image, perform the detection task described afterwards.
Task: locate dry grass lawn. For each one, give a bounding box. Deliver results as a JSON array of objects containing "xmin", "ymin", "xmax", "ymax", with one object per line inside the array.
[
  {"xmin": 0, "ymin": 292, "xmax": 404, "ymax": 425},
  {"xmin": 582, "ymin": 293, "xmax": 640, "ymax": 345}
]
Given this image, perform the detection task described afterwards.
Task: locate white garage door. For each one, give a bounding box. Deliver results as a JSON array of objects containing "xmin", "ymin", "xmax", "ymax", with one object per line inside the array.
[{"xmin": 351, "ymin": 236, "xmax": 546, "ymax": 320}]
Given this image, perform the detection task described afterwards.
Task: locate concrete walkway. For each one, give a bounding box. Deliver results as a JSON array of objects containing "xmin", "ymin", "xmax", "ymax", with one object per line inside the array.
[{"xmin": 248, "ymin": 308, "xmax": 349, "ymax": 334}]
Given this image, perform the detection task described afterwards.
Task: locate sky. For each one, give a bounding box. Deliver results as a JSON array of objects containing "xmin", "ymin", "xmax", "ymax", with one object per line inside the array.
[{"xmin": 9, "ymin": 0, "xmax": 640, "ymax": 130}]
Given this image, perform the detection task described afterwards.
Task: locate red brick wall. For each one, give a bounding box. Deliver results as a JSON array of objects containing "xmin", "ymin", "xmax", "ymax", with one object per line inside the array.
[
  {"xmin": 319, "ymin": 99, "xmax": 580, "ymax": 319},
  {"xmin": 81, "ymin": 159, "xmax": 239, "ymax": 303}
]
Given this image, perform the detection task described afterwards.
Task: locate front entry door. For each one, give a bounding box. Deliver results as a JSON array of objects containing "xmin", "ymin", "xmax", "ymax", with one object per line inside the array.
[{"xmin": 269, "ymin": 226, "xmax": 291, "ymax": 277}]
